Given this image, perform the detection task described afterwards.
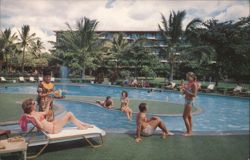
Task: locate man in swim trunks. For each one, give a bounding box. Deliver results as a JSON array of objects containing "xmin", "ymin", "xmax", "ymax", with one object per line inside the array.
[{"xmin": 135, "ymin": 103, "xmax": 174, "ymax": 143}]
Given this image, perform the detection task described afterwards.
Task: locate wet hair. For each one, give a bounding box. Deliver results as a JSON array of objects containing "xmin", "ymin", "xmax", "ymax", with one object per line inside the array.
[
  {"xmin": 106, "ymin": 96, "xmax": 111, "ymax": 100},
  {"xmin": 186, "ymin": 72, "xmax": 197, "ymax": 81},
  {"xmin": 43, "ymin": 68, "xmax": 51, "ymax": 76},
  {"xmin": 139, "ymin": 103, "xmax": 147, "ymax": 112},
  {"xmin": 121, "ymin": 91, "xmax": 128, "ymax": 97},
  {"xmin": 22, "ymin": 99, "xmax": 34, "ymax": 114}
]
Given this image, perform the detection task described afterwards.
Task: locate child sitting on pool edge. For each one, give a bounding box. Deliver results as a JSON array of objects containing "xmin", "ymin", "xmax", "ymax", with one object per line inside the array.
[{"xmin": 96, "ymin": 96, "xmax": 113, "ymax": 109}]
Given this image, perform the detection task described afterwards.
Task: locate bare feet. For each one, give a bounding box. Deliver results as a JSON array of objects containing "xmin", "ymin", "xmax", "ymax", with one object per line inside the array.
[
  {"xmin": 183, "ymin": 132, "xmax": 192, "ymax": 136},
  {"xmin": 162, "ymin": 132, "xmax": 174, "ymax": 139},
  {"xmin": 135, "ymin": 137, "xmax": 142, "ymax": 143}
]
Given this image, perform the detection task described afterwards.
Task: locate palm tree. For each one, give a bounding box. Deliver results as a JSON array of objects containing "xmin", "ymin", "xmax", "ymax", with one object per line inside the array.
[
  {"xmin": 0, "ymin": 28, "xmax": 18, "ymax": 72},
  {"xmin": 158, "ymin": 10, "xmax": 201, "ymax": 81},
  {"xmin": 57, "ymin": 17, "xmax": 99, "ymax": 79},
  {"xmin": 18, "ymin": 25, "xmax": 37, "ymax": 73},
  {"xmin": 30, "ymin": 39, "xmax": 45, "ymax": 57}
]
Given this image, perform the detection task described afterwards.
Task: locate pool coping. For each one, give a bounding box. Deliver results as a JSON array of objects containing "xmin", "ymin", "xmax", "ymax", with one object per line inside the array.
[{"xmin": 63, "ymin": 96, "xmax": 203, "ymax": 117}]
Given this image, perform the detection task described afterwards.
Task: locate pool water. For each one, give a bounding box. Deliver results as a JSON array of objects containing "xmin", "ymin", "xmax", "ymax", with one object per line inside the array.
[{"xmin": 0, "ymin": 84, "xmax": 249, "ymax": 131}]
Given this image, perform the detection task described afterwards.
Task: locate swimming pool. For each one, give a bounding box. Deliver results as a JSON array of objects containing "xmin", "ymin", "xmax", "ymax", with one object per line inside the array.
[{"xmin": 0, "ymin": 84, "xmax": 249, "ymax": 131}]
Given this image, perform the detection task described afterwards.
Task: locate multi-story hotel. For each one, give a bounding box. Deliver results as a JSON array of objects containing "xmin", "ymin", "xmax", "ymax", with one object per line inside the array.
[{"xmin": 55, "ymin": 30, "xmax": 167, "ymax": 55}]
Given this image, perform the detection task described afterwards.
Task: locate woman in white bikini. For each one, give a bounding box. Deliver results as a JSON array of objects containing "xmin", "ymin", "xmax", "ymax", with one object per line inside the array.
[
  {"xmin": 135, "ymin": 103, "xmax": 174, "ymax": 143},
  {"xmin": 21, "ymin": 98, "xmax": 92, "ymax": 134},
  {"xmin": 120, "ymin": 91, "xmax": 133, "ymax": 121}
]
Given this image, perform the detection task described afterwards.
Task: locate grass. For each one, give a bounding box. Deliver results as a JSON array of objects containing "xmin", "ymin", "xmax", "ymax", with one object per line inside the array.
[
  {"xmin": 9, "ymin": 134, "xmax": 247, "ymax": 160},
  {"xmin": 0, "ymin": 93, "xmax": 36, "ymax": 122}
]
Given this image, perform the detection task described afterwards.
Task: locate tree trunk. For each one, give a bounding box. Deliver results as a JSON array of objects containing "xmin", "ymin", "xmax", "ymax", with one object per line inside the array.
[
  {"xmin": 21, "ymin": 46, "xmax": 26, "ymax": 74},
  {"xmin": 169, "ymin": 63, "xmax": 174, "ymax": 81},
  {"xmin": 5, "ymin": 54, "xmax": 9, "ymax": 73},
  {"xmin": 81, "ymin": 65, "xmax": 85, "ymax": 80}
]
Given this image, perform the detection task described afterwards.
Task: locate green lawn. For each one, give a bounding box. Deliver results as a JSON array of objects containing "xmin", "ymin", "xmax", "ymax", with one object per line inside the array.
[
  {"xmin": 24, "ymin": 134, "xmax": 250, "ymax": 160},
  {"xmin": 0, "ymin": 93, "xmax": 36, "ymax": 122}
]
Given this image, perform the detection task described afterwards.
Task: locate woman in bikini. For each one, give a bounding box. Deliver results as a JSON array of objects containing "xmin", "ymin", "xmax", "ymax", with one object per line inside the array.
[
  {"xmin": 21, "ymin": 98, "xmax": 92, "ymax": 134},
  {"xmin": 120, "ymin": 91, "xmax": 133, "ymax": 121},
  {"xmin": 135, "ymin": 103, "xmax": 174, "ymax": 143},
  {"xmin": 182, "ymin": 72, "xmax": 198, "ymax": 136}
]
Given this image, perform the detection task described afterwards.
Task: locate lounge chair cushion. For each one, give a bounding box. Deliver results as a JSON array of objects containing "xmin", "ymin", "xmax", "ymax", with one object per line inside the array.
[
  {"xmin": 207, "ymin": 84, "xmax": 215, "ymax": 90},
  {"xmin": 44, "ymin": 126, "xmax": 106, "ymax": 139}
]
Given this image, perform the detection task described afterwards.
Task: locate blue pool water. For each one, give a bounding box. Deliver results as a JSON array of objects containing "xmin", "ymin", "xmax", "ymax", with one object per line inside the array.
[{"xmin": 0, "ymin": 84, "xmax": 249, "ymax": 131}]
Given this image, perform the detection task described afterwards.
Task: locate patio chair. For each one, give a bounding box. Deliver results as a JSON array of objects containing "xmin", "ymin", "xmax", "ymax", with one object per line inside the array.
[
  {"xmin": 201, "ymin": 84, "xmax": 215, "ymax": 93},
  {"xmin": 51, "ymin": 77, "xmax": 55, "ymax": 82},
  {"xmin": 19, "ymin": 115, "xmax": 105, "ymax": 159},
  {"xmin": 19, "ymin": 77, "xmax": 25, "ymax": 82},
  {"xmin": 29, "ymin": 77, "xmax": 35, "ymax": 82},
  {"xmin": 165, "ymin": 82, "xmax": 176, "ymax": 90},
  {"xmin": 0, "ymin": 77, "xmax": 7, "ymax": 82},
  {"xmin": 38, "ymin": 77, "xmax": 43, "ymax": 82}
]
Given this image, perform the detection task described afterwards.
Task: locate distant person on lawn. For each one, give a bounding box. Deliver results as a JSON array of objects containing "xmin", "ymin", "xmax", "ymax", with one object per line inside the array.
[{"xmin": 135, "ymin": 103, "xmax": 174, "ymax": 143}]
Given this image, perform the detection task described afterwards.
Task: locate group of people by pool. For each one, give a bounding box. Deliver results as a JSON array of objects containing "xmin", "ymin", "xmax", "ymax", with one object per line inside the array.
[{"xmin": 19, "ymin": 69, "xmax": 198, "ymax": 143}]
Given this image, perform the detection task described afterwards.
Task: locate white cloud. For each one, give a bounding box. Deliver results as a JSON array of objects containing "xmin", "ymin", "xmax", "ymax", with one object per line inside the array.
[{"xmin": 1, "ymin": 0, "xmax": 249, "ymax": 51}]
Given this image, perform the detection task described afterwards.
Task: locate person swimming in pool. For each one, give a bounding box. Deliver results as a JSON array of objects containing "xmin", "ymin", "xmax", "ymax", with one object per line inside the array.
[
  {"xmin": 182, "ymin": 72, "xmax": 198, "ymax": 136},
  {"xmin": 120, "ymin": 91, "xmax": 133, "ymax": 121},
  {"xmin": 96, "ymin": 96, "xmax": 113, "ymax": 109},
  {"xmin": 20, "ymin": 98, "xmax": 93, "ymax": 134},
  {"xmin": 135, "ymin": 103, "xmax": 174, "ymax": 143}
]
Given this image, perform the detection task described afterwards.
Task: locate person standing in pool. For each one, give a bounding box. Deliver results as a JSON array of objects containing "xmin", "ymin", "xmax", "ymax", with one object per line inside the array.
[
  {"xmin": 182, "ymin": 72, "xmax": 198, "ymax": 136},
  {"xmin": 96, "ymin": 96, "xmax": 113, "ymax": 109},
  {"xmin": 37, "ymin": 69, "xmax": 55, "ymax": 122},
  {"xmin": 120, "ymin": 91, "xmax": 133, "ymax": 121},
  {"xmin": 135, "ymin": 103, "xmax": 174, "ymax": 143}
]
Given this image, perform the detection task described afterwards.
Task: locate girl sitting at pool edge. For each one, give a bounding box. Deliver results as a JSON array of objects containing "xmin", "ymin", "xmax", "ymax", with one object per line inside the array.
[
  {"xmin": 135, "ymin": 103, "xmax": 174, "ymax": 143},
  {"xmin": 120, "ymin": 91, "xmax": 133, "ymax": 121},
  {"xmin": 20, "ymin": 98, "xmax": 93, "ymax": 134}
]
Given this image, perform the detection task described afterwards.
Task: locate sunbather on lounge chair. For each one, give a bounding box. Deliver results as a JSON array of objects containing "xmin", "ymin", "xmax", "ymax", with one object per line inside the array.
[
  {"xmin": 20, "ymin": 98, "xmax": 93, "ymax": 134},
  {"xmin": 232, "ymin": 83, "xmax": 242, "ymax": 95}
]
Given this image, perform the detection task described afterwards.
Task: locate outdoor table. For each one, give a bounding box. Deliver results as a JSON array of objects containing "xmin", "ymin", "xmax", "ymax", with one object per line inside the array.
[{"xmin": 0, "ymin": 137, "xmax": 27, "ymax": 160}]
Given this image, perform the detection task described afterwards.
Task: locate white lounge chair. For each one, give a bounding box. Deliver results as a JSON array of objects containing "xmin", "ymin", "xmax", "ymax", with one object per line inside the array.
[
  {"xmin": 19, "ymin": 77, "xmax": 25, "ymax": 82},
  {"xmin": 21, "ymin": 116, "xmax": 105, "ymax": 159},
  {"xmin": 26, "ymin": 126, "xmax": 105, "ymax": 159},
  {"xmin": 29, "ymin": 77, "xmax": 35, "ymax": 82},
  {"xmin": 0, "ymin": 77, "xmax": 7, "ymax": 82},
  {"xmin": 202, "ymin": 84, "xmax": 215, "ymax": 92},
  {"xmin": 51, "ymin": 77, "xmax": 55, "ymax": 82},
  {"xmin": 38, "ymin": 77, "xmax": 43, "ymax": 82}
]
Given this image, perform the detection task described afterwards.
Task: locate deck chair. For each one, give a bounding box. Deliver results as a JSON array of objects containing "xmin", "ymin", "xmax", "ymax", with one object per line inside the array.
[
  {"xmin": 19, "ymin": 115, "xmax": 105, "ymax": 159},
  {"xmin": 165, "ymin": 82, "xmax": 176, "ymax": 90},
  {"xmin": 51, "ymin": 77, "xmax": 55, "ymax": 82},
  {"xmin": 19, "ymin": 77, "xmax": 25, "ymax": 82},
  {"xmin": 0, "ymin": 77, "xmax": 7, "ymax": 82},
  {"xmin": 38, "ymin": 77, "xmax": 43, "ymax": 82},
  {"xmin": 202, "ymin": 84, "xmax": 215, "ymax": 92},
  {"xmin": 29, "ymin": 77, "xmax": 35, "ymax": 82}
]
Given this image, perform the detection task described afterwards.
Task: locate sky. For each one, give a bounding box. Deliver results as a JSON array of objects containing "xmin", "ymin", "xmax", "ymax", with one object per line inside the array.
[{"xmin": 0, "ymin": 0, "xmax": 249, "ymax": 51}]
